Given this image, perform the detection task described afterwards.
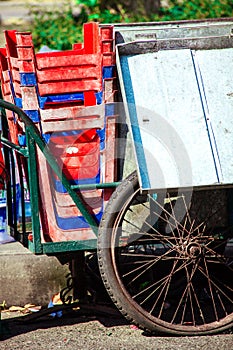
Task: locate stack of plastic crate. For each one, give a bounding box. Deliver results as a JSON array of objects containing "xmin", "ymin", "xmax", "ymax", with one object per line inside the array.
[
  {"xmin": 0, "ymin": 22, "xmax": 118, "ymax": 243},
  {"xmin": 0, "ymin": 48, "xmax": 25, "ymax": 145},
  {"xmin": 3, "ymin": 23, "xmax": 117, "ymax": 138}
]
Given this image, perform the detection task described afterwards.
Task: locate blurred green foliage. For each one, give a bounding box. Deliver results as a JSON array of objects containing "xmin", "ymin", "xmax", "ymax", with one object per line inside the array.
[
  {"xmin": 158, "ymin": 0, "xmax": 233, "ymax": 21},
  {"xmin": 29, "ymin": 0, "xmax": 233, "ymax": 51},
  {"xmin": 29, "ymin": 3, "xmax": 83, "ymax": 51}
]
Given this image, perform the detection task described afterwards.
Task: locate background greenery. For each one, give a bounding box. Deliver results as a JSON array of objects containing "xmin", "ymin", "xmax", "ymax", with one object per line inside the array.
[{"xmin": 29, "ymin": 0, "xmax": 233, "ymax": 51}]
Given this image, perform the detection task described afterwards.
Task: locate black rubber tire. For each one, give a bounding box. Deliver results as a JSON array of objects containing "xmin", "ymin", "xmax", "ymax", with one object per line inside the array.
[{"xmin": 97, "ymin": 172, "xmax": 233, "ymax": 336}]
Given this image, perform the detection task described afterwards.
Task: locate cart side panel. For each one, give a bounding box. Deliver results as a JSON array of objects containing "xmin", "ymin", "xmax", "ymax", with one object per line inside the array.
[
  {"xmin": 116, "ymin": 41, "xmax": 233, "ymax": 190},
  {"xmin": 193, "ymin": 48, "xmax": 233, "ymax": 183}
]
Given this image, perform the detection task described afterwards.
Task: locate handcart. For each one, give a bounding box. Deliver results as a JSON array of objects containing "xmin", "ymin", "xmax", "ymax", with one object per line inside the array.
[{"xmin": 0, "ymin": 18, "xmax": 233, "ymax": 336}]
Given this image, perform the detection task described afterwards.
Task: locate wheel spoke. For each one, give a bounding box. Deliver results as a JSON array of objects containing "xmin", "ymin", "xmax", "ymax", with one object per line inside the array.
[
  {"xmin": 167, "ymin": 193, "xmax": 184, "ymax": 241},
  {"xmin": 147, "ymin": 195, "xmax": 191, "ymax": 238},
  {"xmin": 190, "ymin": 282, "xmax": 206, "ymax": 324},
  {"xmin": 170, "ymin": 259, "xmax": 199, "ymax": 324},
  {"xmin": 204, "ymin": 246, "xmax": 233, "ymax": 272},
  {"xmin": 143, "ymin": 219, "xmax": 178, "ymax": 245},
  {"xmin": 182, "ymin": 265, "xmax": 197, "ymax": 326},
  {"xmin": 98, "ymin": 172, "xmax": 233, "ymax": 335},
  {"xmin": 132, "ymin": 258, "xmax": 194, "ymax": 304},
  {"xmin": 203, "ymin": 257, "xmax": 219, "ymax": 321},
  {"xmin": 121, "ymin": 246, "xmax": 175, "ymax": 282},
  {"xmin": 180, "ymin": 195, "xmax": 192, "ymax": 240},
  {"xmin": 156, "ymin": 260, "xmax": 179, "ymax": 318},
  {"xmin": 198, "ymin": 265, "xmax": 233, "ymax": 304}
]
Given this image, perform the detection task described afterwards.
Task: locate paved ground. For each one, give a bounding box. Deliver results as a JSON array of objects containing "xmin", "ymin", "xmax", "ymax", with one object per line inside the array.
[{"xmin": 1, "ymin": 306, "xmax": 233, "ymax": 350}]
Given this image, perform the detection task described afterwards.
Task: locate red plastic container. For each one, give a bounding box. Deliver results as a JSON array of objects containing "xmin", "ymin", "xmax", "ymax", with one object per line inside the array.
[{"xmin": 49, "ymin": 129, "xmax": 100, "ymax": 181}]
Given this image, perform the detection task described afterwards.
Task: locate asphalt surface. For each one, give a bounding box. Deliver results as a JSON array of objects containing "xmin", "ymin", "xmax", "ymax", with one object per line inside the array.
[{"xmin": 1, "ymin": 307, "xmax": 233, "ymax": 350}]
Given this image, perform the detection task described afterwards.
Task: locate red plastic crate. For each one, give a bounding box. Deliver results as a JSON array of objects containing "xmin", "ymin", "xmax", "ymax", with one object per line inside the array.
[
  {"xmin": 103, "ymin": 78, "xmax": 118, "ymax": 101},
  {"xmin": 83, "ymin": 22, "xmax": 101, "ymax": 54},
  {"xmin": 35, "ymin": 52, "xmax": 102, "ymax": 95},
  {"xmin": 0, "ymin": 48, "xmax": 22, "ymax": 144},
  {"xmin": 52, "ymin": 186, "xmax": 103, "ymax": 210},
  {"xmin": 0, "ymin": 22, "xmax": 118, "ymax": 244},
  {"xmin": 51, "ymin": 188, "xmax": 103, "ymax": 218},
  {"xmin": 100, "ymin": 26, "xmax": 114, "ymax": 40},
  {"xmin": 102, "ymin": 52, "xmax": 116, "ymax": 66},
  {"xmin": 17, "ymin": 46, "xmax": 35, "ymax": 61},
  {"xmin": 36, "ymin": 139, "xmax": 99, "ymax": 242},
  {"xmin": 2, "ymin": 23, "xmax": 116, "ymax": 116},
  {"xmin": 17, "ymin": 60, "xmax": 35, "ymax": 73},
  {"xmin": 0, "ymin": 79, "xmax": 11, "ymax": 97},
  {"xmin": 101, "ymin": 40, "xmax": 114, "ymax": 53},
  {"xmin": 49, "ymin": 130, "xmax": 100, "ymax": 181},
  {"xmin": 72, "ymin": 42, "xmax": 84, "ymax": 52},
  {"xmin": 0, "ymin": 48, "xmax": 11, "ymax": 96},
  {"xmin": 38, "ymin": 163, "xmax": 98, "ymax": 242},
  {"xmin": 21, "ymin": 86, "xmax": 39, "ymax": 110},
  {"xmin": 36, "ymin": 51, "xmax": 101, "ymax": 69},
  {"xmin": 37, "ymin": 113, "xmax": 116, "ymax": 242},
  {"xmin": 39, "ymin": 105, "xmax": 105, "ymax": 134},
  {"xmin": 102, "ymin": 116, "xmax": 117, "ymax": 184},
  {"xmin": 0, "ymin": 48, "xmax": 8, "ymax": 73},
  {"xmin": 14, "ymin": 31, "xmax": 33, "ymax": 46}
]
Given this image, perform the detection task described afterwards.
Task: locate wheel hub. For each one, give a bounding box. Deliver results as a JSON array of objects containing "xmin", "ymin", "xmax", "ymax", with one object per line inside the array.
[{"xmin": 185, "ymin": 242, "xmax": 202, "ymax": 258}]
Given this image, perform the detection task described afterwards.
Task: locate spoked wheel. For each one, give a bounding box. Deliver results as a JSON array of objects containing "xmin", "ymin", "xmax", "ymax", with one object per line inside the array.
[{"xmin": 97, "ymin": 172, "xmax": 233, "ymax": 335}]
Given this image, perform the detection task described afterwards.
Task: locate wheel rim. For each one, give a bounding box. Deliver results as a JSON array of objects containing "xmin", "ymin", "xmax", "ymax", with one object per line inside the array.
[{"xmin": 110, "ymin": 188, "xmax": 233, "ymax": 334}]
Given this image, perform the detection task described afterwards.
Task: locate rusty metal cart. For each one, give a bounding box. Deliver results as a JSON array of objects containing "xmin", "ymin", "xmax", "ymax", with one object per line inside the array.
[{"xmin": 1, "ymin": 18, "xmax": 233, "ymax": 336}]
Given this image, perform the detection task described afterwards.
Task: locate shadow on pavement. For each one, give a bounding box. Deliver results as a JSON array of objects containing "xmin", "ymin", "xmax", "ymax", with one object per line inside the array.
[{"xmin": 1, "ymin": 302, "xmax": 129, "ymax": 340}]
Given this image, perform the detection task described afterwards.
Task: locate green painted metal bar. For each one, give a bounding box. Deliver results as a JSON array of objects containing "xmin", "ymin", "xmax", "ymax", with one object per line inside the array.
[
  {"xmin": 0, "ymin": 136, "xmax": 28, "ymax": 156},
  {"xmin": 26, "ymin": 129, "xmax": 43, "ymax": 253},
  {"xmin": 70, "ymin": 182, "xmax": 121, "ymax": 190},
  {"xmin": 17, "ymin": 155, "xmax": 28, "ymax": 247},
  {"xmin": 42, "ymin": 239, "xmax": 97, "ymax": 254},
  {"xmin": 3, "ymin": 145, "xmax": 13, "ymax": 233},
  {"xmin": 9, "ymin": 150, "xmax": 18, "ymax": 238}
]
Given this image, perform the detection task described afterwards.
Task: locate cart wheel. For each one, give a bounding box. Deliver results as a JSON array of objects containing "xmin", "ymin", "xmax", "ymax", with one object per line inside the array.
[{"xmin": 97, "ymin": 171, "xmax": 233, "ymax": 335}]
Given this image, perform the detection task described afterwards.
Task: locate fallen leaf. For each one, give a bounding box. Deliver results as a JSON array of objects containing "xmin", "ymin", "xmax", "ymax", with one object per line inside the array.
[
  {"xmin": 24, "ymin": 304, "xmax": 36, "ymax": 309},
  {"xmin": 52, "ymin": 292, "xmax": 62, "ymax": 305},
  {"xmin": 9, "ymin": 306, "xmax": 25, "ymax": 312},
  {"xmin": 28, "ymin": 306, "xmax": 41, "ymax": 313}
]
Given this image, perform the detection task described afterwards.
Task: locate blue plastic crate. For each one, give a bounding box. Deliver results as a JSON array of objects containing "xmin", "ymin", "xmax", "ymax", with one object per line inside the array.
[
  {"xmin": 53, "ymin": 202, "xmax": 103, "ymax": 230},
  {"xmin": 51, "ymin": 171, "xmax": 101, "ymax": 193},
  {"xmin": 0, "ymin": 200, "xmax": 6, "ymax": 233},
  {"xmin": 0, "ymin": 184, "xmax": 20, "ymax": 238}
]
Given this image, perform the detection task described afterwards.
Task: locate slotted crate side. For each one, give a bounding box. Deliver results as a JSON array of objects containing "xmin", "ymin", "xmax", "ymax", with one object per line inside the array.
[
  {"xmin": 0, "ymin": 48, "xmax": 22, "ymax": 145},
  {"xmin": 49, "ymin": 129, "xmax": 101, "ymax": 186},
  {"xmin": 0, "ymin": 48, "xmax": 12, "ymax": 97},
  {"xmin": 2, "ymin": 23, "xmax": 116, "ymax": 130},
  {"xmin": 36, "ymin": 148, "xmax": 97, "ymax": 243},
  {"xmin": 35, "ymin": 125, "xmax": 114, "ymax": 242},
  {"xmin": 33, "ymin": 107, "xmax": 117, "ymax": 243}
]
